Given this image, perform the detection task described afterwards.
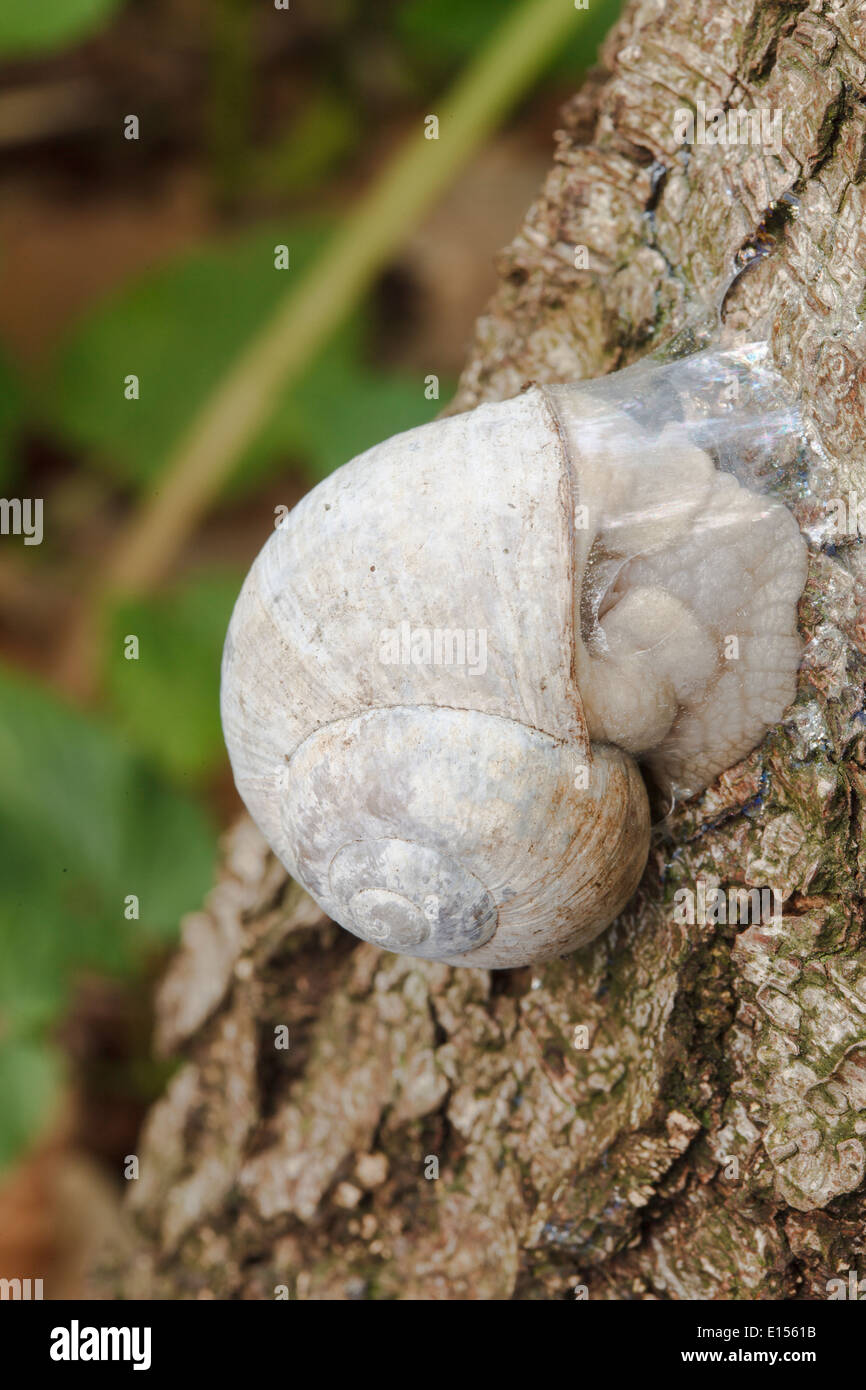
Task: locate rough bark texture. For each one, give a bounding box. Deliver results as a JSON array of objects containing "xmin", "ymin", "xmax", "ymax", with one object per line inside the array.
[{"xmin": 115, "ymin": 0, "xmax": 866, "ymax": 1300}]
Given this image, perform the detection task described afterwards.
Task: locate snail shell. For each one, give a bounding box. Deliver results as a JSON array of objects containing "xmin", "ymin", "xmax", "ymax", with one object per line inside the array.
[{"xmin": 221, "ymin": 348, "xmax": 807, "ymax": 969}]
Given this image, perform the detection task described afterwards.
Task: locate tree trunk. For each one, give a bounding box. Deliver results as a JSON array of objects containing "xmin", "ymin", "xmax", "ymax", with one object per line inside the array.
[{"xmin": 114, "ymin": 0, "xmax": 866, "ymax": 1300}]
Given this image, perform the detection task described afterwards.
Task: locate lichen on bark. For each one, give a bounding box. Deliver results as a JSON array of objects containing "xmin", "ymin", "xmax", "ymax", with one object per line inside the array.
[{"xmin": 114, "ymin": 0, "xmax": 866, "ymax": 1300}]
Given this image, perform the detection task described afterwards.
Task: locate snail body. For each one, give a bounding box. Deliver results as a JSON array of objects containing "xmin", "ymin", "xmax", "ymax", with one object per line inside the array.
[{"xmin": 221, "ymin": 347, "xmax": 807, "ymax": 968}]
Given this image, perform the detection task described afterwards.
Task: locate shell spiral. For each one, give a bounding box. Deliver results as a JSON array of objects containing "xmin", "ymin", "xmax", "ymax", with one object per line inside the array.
[
  {"xmin": 221, "ymin": 347, "xmax": 808, "ymax": 969},
  {"xmin": 220, "ymin": 388, "xmax": 651, "ymax": 969}
]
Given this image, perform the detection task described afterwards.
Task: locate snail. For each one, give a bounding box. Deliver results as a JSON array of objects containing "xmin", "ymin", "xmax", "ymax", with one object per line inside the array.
[{"xmin": 221, "ymin": 345, "xmax": 808, "ymax": 969}]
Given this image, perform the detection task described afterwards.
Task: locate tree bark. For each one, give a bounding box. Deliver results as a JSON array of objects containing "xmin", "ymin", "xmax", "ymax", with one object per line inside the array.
[{"xmin": 115, "ymin": 0, "xmax": 866, "ymax": 1300}]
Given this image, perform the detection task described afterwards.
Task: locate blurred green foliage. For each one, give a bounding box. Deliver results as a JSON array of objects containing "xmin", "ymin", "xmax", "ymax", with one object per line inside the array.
[
  {"xmin": 250, "ymin": 91, "xmax": 359, "ymax": 196},
  {"xmin": 0, "ymin": 0, "xmax": 125, "ymax": 54},
  {"xmin": 46, "ymin": 224, "xmax": 444, "ymax": 494},
  {"xmin": 106, "ymin": 572, "xmax": 242, "ymax": 783},
  {"xmin": 0, "ymin": 665, "xmax": 216, "ymax": 1160},
  {"xmin": 0, "ymin": 1042, "xmax": 62, "ymax": 1169},
  {"xmin": 0, "ymin": 352, "xmax": 24, "ymax": 489},
  {"xmin": 397, "ymin": 0, "xmax": 622, "ymax": 77}
]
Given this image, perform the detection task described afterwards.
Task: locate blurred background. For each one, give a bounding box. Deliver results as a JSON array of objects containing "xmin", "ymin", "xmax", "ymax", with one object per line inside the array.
[{"xmin": 0, "ymin": 0, "xmax": 621, "ymax": 1295}]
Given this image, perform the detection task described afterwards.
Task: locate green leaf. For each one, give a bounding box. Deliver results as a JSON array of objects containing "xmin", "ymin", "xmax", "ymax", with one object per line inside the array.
[
  {"xmin": 105, "ymin": 571, "xmax": 242, "ymax": 782},
  {"xmin": 396, "ymin": 0, "xmax": 623, "ymax": 77},
  {"xmin": 397, "ymin": 0, "xmax": 513, "ymax": 65},
  {"xmin": 120, "ymin": 762, "xmax": 218, "ymax": 935},
  {"xmin": 0, "ymin": 660, "xmax": 216, "ymax": 1166},
  {"xmin": 0, "ymin": 0, "xmax": 124, "ymax": 55},
  {"xmin": 263, "ymin": 352, "xmax": 452, "ymax": 485},
  {"xmin": 49, "ymin": 228, "xmax": 311, "ymax": 492},
  {"xmin": 0, "ymin": 1042, "xmax": 62, "ymax": 1169},
  {"xmin": 0, "ymin": 664, "xmax": 216, "ymax": 1033},
  {"xmin": 46, "ymin": 223, "xmax": 445, "ymax": 494},
  {"xmin": 0, "ymin": 818, "xmax": 78, "ymax": 1033}
]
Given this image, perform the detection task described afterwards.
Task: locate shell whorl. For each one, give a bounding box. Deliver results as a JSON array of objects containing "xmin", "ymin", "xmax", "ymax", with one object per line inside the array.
[
  {"xmin": 221, "ymin": 346, "xmax": 808, "ymax": 967},
  {"xmin": 221, "ymin": 389, "xmax": 589, "ymax": 850},
  {"xmin": 275, "ymin": 705, "xmax": 648, "ymax": 968},
  {"xmin": 220, "ymin": 388, "xmax": 650, "ymax": 968}
]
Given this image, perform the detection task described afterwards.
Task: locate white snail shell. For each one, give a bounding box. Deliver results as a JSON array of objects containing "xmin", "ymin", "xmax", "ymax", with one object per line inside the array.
[{"xmin": 221, "ymin": 349, "xmax": 807, "ymax": 969}]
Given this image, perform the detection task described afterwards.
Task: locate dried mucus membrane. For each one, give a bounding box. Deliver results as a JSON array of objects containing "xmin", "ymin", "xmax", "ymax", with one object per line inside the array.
[
  {"xmin": 221, "ymin": 340, "xmax": 812, "ymax": 968},
  {"xmin": 546, "ymin": 341, "xmax": 810, "ymax": 802}
]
